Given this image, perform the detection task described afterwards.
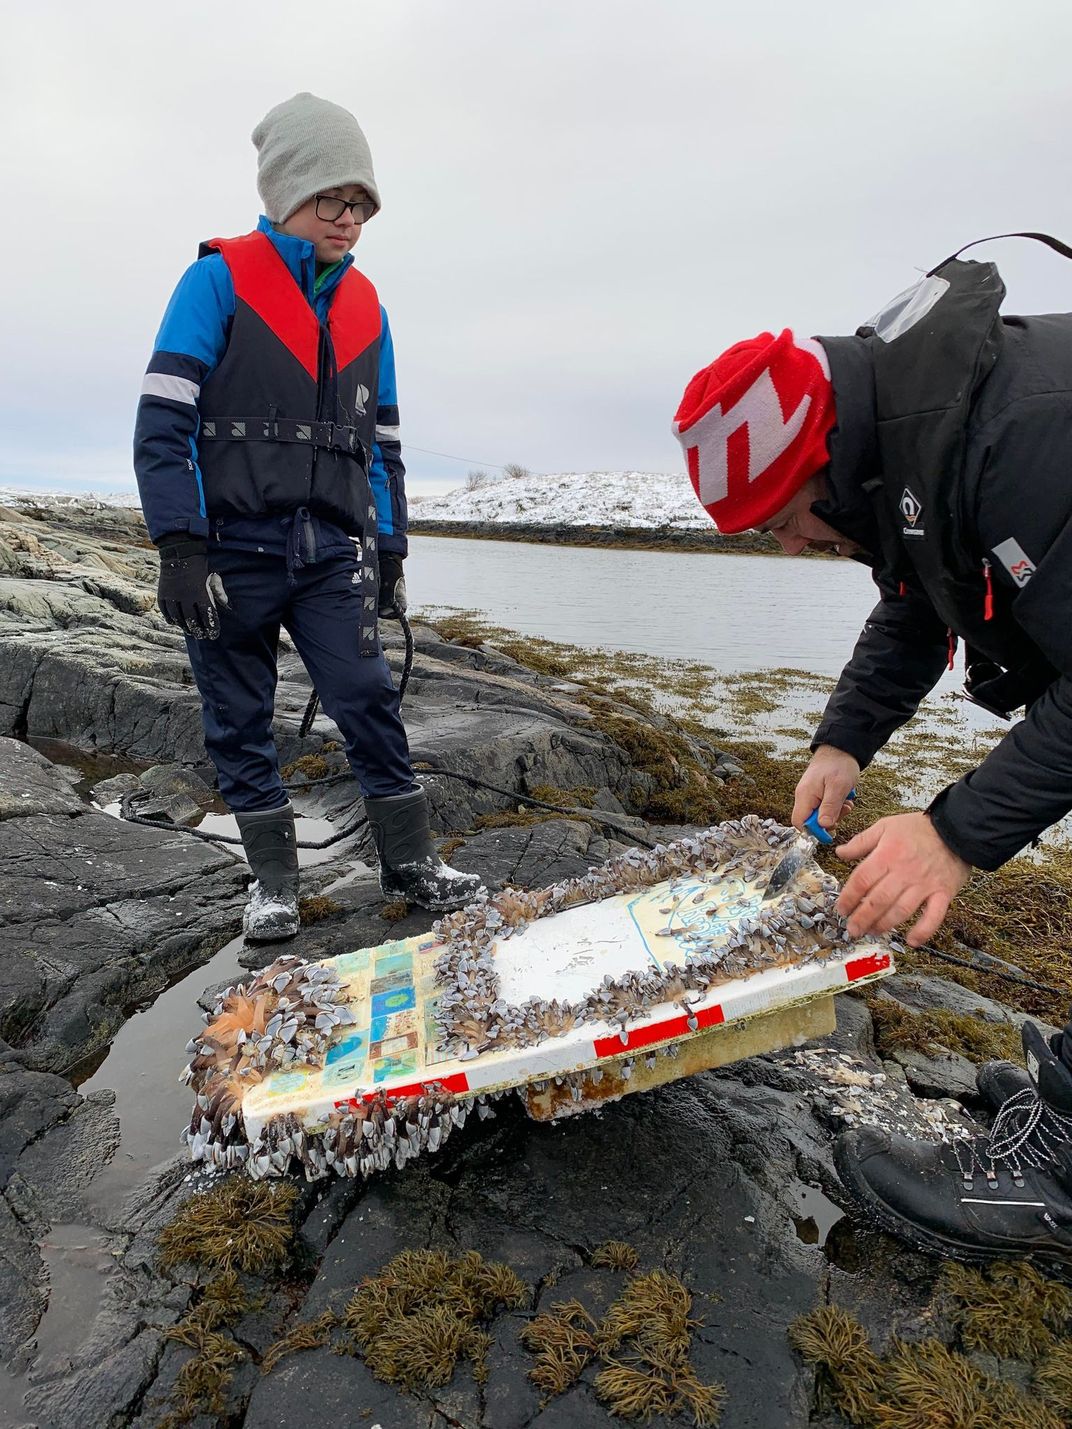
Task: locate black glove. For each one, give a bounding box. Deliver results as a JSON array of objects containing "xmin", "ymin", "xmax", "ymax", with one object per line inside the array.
[
  {"xmin": 157, "ymin": 537, "xmax": 221, "ymax": 640},
  {"xmin": 377, "ymin": 551, "xmax": 407, "ymax": 618}
]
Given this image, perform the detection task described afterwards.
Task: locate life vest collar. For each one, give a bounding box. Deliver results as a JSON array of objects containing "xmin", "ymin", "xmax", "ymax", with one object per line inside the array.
[{"xmin": 202, "ymin": 228, "xmax": 380, "ymax": 381}]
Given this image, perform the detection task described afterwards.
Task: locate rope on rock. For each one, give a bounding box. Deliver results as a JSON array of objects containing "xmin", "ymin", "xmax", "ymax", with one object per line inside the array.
[{"xmin": 912, "ymin": 941, "xmax": 1067, "ymax": 1002}]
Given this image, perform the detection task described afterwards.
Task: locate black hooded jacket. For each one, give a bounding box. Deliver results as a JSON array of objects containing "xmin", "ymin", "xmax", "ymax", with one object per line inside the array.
[{"xmin": 808, "ymin": 258, "xmax": 1072, "ymax": 870}]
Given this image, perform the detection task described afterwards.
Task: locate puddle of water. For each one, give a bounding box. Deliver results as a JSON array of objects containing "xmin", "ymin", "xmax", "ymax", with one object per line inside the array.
[
  {"xmin": 91, "ymin": 803, "xmax": 357, "ymax": 869},
  {"xmin": 33, "ymin": 1224, "xmax": 117, "ymax": 1367},
  {"xmin": 790, "ymin": 1179, "xmax": 845, "ymax": 1247},
  {"xmin": 73, "ymin": 934, "xmax": 248, "ymax": 1222},
  {"xmin": 27, "ymin": 736, "xmax": 149, "ymax": 799},
  {"xmin": 193, "ymin": 810, "xmax": 350, "ymax": 867},
  {"xmin": 321, "ymin": 861, "xmax": 374, "ymax": 895}
]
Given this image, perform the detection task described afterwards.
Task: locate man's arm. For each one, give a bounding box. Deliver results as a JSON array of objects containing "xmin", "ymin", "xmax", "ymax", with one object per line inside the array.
[
  {"xmin": 370, "ymin": 306, "xmax": 407, "ymax": 557},
  {"xmin": 811, "ymin": 582, "xmax": 950, "ymax": 768},
  {"xmin": 929, "ymin": 674, "xmax": 1072, "ymax": 869},
  {"xmin": 133, "ymin": 256, "xmax": 233, "ymax": 543}
]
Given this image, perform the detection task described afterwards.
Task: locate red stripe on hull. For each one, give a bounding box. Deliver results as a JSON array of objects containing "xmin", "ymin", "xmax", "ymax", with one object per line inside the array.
[
  {"xmin": 845, "ymin": 951, "xmax": 892, "ymax": 982},
  {"xmin": 332, "ymin": 1070, "xmax": 471, "ymax": 1110},
  {"xmin": 593, "ymin": 1002, "xmax": 725, "ymax": 1057}
]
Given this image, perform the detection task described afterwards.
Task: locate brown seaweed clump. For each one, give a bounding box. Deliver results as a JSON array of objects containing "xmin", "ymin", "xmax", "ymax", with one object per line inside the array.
[
  {"xmin": 279, "ymin": 752, "xmax": 330, "ymax": 781},
  {"xmin": 297, "ymin": 894, "xmax": 342, "ymax": 925},
  {"xmin": 521, "ymin": 1270, "xmax": 724, "ymax": 1426},
  {"xmin": 339, "ymin": 1248, "xmax": 527, "ymax": 1390},
  {"xmin": 157, "ymin": 1176, "xmax": 299, "ymax": 1276},
  {"xmin": 156, "ymin": 1271, "xmax": 261, "ymax": 1427},
  {"xmin": 789, "ymin": 1303, "xmax": 1063, "ymax": 1429},
  {"xmin": 261, "ymin": 1310, "xmax": 340, "ymax": 1374},
  {"xmin": 590, "ymin": 1240, "xmax": 641, "ymax": 1272},
  {"xmin": 867, "ymin": 997, "xmax": 1023, "ymax": 1068},
  {"xmin": 1033, "ymin": 1339, "xmax": 1072, "ymax": 1414},
  {"xmin": 939, "ymin": 1260, "xmax": 1072, "ymax": 1361},
  {"xmin": 520, "ymin": 1299, "xmax": 601, "ymax": 1396}
]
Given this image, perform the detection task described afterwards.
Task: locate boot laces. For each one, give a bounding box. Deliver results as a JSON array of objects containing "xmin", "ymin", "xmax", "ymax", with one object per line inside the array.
[{"xmin": 954, "ymin": 1086, "xmax": 1072, "ymax": 1182}]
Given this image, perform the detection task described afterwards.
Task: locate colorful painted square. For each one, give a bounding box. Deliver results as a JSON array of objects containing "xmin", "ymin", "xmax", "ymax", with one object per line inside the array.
[
  {"xmin": 261, "ymin": 1069, "xmax": 310, "ymax": 1098},
  {"xmin": 375, "ymin": 950, "xmax": 413, "ymax": 978},
  {"xmin": 370, "ymin": 1008, "xmax": 418, "ymax": 1044},
  {"xmin": 324, "ymin": 1032, "xmax": 367, "ymax": 1069},
  {"xmin": 370, "ymin": 1029, "xmax": 419, "ymax": 1060},
  {"xmin": 330, "ymin": 949, "xmax": 372, "ymax": 978},
  {"xmin": 370, "ymin": 969, "xmax": 412, "ymax": 996},
  {"xmin": 371, "ymin": 986, "xmax": 416, "ymax": 1019},
  {"xmin": 322, "ymin": 1061, "xmax": 365, "ymax": 1091},
  {"xmin": 373, "ymin": 1049, "xmax": 418, "ymax": 1083}
]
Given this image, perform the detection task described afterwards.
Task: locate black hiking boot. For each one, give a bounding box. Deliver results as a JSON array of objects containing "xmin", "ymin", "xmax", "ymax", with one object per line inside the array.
[
  {"xmin": 834, "ymin": 1020, "xmax": 1072, "ymax": 1270},
  {"xmin": 364, "ymin": 788, "xmax": 485, "ymax": 913},
  {"xmin": 235, "ymin": 801, "xmax": 300, "ymax": 942},
  {"xmin": 977, "ymin": 1058, "xmax": 1032, "ymax": 1110}
]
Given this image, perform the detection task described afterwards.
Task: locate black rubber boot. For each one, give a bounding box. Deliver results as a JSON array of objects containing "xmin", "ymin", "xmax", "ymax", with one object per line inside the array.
[
  {"xmin": 834, "ymin": 1020, "xmax": 1072, "ymax": 1269},
  {"xmin": 235, "ymin": 801, "xmax": 300, "ymax": 942},
  {"xmin": 364, "ymin": 788, "xmax": 484, "ymax": 912}
]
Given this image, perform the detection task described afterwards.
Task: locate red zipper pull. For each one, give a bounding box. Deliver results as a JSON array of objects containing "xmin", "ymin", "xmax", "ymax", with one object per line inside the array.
[
  {"xmin": 947, "ymin": 628, "xmax": 956, "ymax": 670},
  {"xmin": 982, "ymin": 558, "xmax": 994, "ymax": 620},
  {"xmin": 898, "ymin": 580, "xmax": 908, "ymax": 597}
]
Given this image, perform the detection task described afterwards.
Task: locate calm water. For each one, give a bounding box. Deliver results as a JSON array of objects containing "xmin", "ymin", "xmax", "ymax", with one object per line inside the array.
[{"xmin": 408, "ymin": 536, "xmax": 879, "ymax": 675}]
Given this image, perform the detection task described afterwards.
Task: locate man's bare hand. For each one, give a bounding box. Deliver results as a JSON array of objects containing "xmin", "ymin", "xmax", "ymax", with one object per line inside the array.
[
  {"xmin": 791, "ymin": 745, "xmax": 860, "ymax": 833},
  {"xmin": 835, "ymin": 812, "xmax": 972, "ymax": 945}
]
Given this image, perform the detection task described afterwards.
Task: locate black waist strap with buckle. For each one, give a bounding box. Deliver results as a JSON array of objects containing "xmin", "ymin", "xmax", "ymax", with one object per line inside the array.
[{"xmin": 200, "ymin": 417, "xmax": 368, "ymax": 465}]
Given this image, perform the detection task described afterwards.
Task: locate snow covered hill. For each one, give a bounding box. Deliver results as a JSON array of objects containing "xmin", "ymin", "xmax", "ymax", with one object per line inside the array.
[{"xmin": 411, "ymin": 470, "xmax": 709, "ymax": 530}]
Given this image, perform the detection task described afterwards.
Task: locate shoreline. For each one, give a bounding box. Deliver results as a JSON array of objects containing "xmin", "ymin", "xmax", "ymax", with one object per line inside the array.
[{"xmin": 408, "ymin": 518, "xmax": 788, "ymax": 557}]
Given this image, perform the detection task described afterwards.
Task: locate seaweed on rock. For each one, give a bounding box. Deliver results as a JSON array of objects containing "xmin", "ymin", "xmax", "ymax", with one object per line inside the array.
[
  {"xmin": 339, "ymin": 1248, "xmax": 526, "ymax": 1390},
  {"xmin": 521, "ymin": 1268, "xmax": 724, "ymax": 1426},
  {"xmin": 157, "ymin": 1176, "xmax": 299, "ymax": 1275},
  {"xmin": 789, "ymin": 1302, "xmax": 1064, "ymax": 1429}
]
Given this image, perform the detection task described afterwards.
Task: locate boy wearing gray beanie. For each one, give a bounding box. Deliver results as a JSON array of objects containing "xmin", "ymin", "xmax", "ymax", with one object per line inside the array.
[{"xmin": 133, "ymin": 93, "xmax": 483, "ymax": 941}]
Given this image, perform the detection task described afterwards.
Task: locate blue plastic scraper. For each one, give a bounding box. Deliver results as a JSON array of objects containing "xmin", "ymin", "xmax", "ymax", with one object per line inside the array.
[{"xmin": 761, "ymin": 791, "xmax": 856, "ymax": 904}]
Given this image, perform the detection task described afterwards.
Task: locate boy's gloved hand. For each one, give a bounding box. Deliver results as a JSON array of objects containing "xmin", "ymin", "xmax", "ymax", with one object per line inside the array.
[
  {"xmin": 156, "ymin": 537, "xmax": 221, "ymax": 640},
  {"xmin": 377, "ymin": 551, "xmax": 407, "ymax": 617}
]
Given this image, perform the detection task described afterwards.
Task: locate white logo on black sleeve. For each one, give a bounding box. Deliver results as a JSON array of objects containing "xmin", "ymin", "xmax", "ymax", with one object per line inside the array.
[
  {"xmin": 992, "ymin": 536, "xmax": 1036, "ymax": 588},
  {"xmin": 900, "ymin": 487, "xmax": 924, "ymax": 536}
]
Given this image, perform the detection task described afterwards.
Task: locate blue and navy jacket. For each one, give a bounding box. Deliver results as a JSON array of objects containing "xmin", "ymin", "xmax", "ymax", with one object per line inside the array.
[{"xmin": 133, "ymin": 216, "xmax": 407, "ymax": 556}]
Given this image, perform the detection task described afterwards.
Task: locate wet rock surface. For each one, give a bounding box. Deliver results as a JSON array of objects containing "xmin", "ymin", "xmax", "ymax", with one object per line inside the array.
[{"xmin": 0, "ymin": 499, "xmax": 1045, "ymax": 1428}]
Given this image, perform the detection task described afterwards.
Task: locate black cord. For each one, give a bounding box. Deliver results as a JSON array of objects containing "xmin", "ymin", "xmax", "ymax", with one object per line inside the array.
[
  {"xmin": 911, "ymin": 941, "xmax": 1066, "ymax": 1001},
  {"xmin": 119, "ymin": 603, "xmax": 651, "ymax": 852},
  {"xmin": 299, "ymin": 606, "xmax": 414, "ymax": 737}
]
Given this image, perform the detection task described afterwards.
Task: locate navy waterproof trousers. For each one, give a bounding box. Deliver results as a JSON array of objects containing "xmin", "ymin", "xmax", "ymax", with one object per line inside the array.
[{"xmin": 185, "ymin": 547, "xmax": 415, "ymax": 812}]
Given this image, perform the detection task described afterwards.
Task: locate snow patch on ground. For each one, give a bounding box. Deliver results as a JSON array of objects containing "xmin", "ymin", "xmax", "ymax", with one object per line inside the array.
[
  {"xmin": 412, "ymin": 469, "xmax": 709, "ymax": 530},
  {"xmin": 0, "ymin": 485, "xmax": 142, "ymax": 511}
]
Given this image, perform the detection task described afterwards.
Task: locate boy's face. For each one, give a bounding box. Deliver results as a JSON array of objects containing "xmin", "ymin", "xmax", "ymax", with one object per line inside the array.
[{"xmin": 279, "ymin": 184, "xmax": 371, "ymax": 265}]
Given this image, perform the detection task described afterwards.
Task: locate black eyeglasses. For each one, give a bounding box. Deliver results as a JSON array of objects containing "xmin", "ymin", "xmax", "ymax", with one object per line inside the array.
[{"xmin": 314, "ymin": 193, "xmax": 376, "ymax": 224}]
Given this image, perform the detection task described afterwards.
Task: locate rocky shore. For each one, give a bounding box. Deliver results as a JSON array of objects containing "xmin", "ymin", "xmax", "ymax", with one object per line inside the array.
[{"xmin": 0, "ymin": 496, "xmax": 1064, "ymax": 1429}]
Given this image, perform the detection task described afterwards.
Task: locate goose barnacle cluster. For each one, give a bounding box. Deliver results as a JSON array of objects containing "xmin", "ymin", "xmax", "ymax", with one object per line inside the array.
[
  {"xmin": 430, "ymin": 816, "xmax": 868, "ymax": 1058},
  {"xmin": 181, "ymin": 954, "xmax": 354, "ymax": 1168},
  {"xmin": 179, "ymin": 819, "xmax": 886, "ymax": 1182}
]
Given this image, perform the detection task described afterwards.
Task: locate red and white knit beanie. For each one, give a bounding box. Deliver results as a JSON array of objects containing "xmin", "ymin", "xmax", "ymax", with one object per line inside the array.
[{"xmin": 672, "ymin": 330, "xmax": 835, "ymax": 534}]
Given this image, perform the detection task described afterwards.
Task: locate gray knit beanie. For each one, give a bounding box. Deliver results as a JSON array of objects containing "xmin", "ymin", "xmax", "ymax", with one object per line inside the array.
[{"xmin": 252, "ymin": 92, "xmax": 381, "ymax": 223}]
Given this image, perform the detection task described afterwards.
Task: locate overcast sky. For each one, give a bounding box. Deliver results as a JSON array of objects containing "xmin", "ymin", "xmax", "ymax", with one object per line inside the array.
[{"xmin": 3, "ymin": 1, "xmax": 1072, "ymax": 497}]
